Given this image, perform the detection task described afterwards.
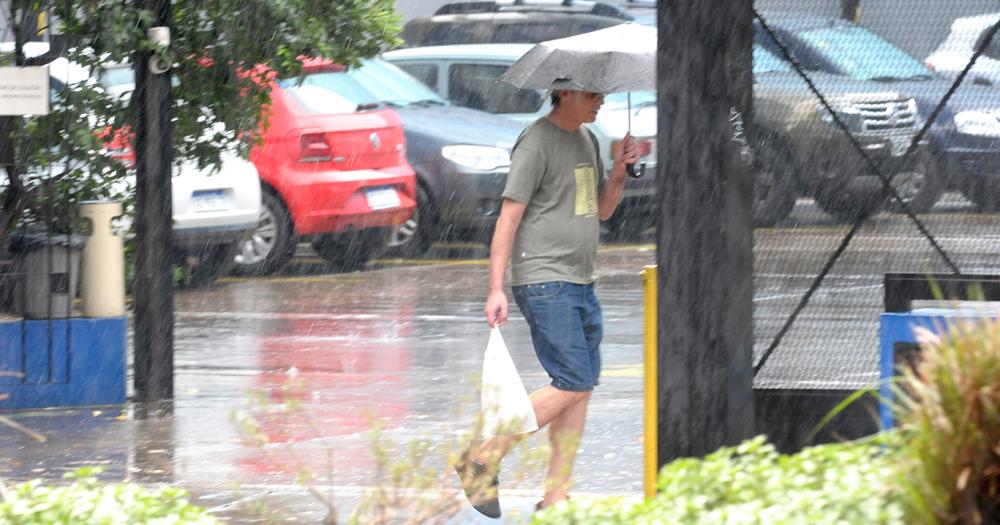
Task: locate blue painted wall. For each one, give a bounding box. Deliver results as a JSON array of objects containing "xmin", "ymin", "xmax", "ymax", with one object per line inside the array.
[{"xmin": 0, "ymin": 317, "xmax": 127, "ymax": 410}]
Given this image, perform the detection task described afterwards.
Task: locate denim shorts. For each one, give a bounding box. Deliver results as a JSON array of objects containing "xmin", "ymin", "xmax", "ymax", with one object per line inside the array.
[{"xmin": 512, "ymin": 281, "xmax": 603, "ymax": 392}]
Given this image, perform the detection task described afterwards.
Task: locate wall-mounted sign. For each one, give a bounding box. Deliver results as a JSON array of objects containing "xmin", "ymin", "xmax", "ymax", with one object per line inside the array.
[{"xmin": 0, "ymin": 66, "xmax": 50, "ymax": 116}]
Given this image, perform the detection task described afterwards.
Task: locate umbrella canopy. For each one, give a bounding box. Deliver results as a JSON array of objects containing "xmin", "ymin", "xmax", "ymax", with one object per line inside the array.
[{"xmin": 499, "ymin": 22, "xmax": 657, "ymax": 94}]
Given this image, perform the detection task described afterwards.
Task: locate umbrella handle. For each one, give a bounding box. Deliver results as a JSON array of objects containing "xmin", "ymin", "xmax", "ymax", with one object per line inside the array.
[{"xmin": 627, "ymin": 162, "xmax": 647, "ymax": 179}]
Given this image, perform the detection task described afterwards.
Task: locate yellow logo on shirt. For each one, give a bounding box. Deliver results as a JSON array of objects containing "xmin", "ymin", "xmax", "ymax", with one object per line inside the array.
[{"xmin": 574, "ymin": 163, "xmax": 598, "ymax": 216}]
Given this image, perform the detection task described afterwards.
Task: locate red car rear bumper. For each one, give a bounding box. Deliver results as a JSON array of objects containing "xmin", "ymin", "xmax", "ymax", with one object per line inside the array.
[{"xmin": 275, "ymin": 163, "xmax": 416, "ymax": 236}]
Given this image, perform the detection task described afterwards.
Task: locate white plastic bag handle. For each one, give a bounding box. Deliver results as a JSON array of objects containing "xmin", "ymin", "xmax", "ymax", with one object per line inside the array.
[{"xmin": 481, "ymin": 327, "xmax": 538, "ymax": 437}]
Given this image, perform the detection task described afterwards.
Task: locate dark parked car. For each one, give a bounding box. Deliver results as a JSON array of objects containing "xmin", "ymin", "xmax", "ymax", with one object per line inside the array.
[
  {"xmin": 756, "ymin": 12, "xmax": 1000, "ymax": 212},
  {"xmin": 400, "ymin": 0, "xmax": 633, "ymax": 47},
  {"xmin": 340, "ymin": 59, "xmax": 524, "ymax": 256},
  {"xmin": 753, "ymin": 45, "xmax": 931, "ymax": 223}
]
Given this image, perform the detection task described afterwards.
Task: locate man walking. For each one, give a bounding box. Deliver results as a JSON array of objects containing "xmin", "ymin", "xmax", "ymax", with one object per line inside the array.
[{"xmin": 456, "ymin": 86, "xmax": 640, "ymax": 518}]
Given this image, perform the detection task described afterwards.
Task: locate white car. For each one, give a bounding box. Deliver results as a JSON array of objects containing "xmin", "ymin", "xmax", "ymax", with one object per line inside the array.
[
  {"xmin": 926, "ymin": 13, "xmax": 1000, "ymax": 87},
  {"xmin": 2, "ymin": 44, "xmax": 261, "ymax": 286},
  {"xmin": 383, "ymin": 43, "xmax": 657, "ymax": 240}
]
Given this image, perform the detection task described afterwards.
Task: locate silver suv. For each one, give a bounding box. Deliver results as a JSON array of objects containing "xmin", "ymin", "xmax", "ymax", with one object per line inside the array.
[{"xmin": 401, "ymin": 1, "xmax": 634, "ymax": 47}]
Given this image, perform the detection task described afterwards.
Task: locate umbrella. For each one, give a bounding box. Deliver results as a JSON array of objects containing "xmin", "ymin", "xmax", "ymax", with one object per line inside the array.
[{"xmin": 500, "ymin": 22, "xmax": 657, "ymax": 178}]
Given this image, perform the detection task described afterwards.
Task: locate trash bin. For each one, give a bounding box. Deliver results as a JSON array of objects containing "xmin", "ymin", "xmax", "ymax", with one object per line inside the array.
[
  {"xmin": 8, "ymin": 232, "xmax": 87, "ymax": 319},
  {"xmin": 79, "ymin": 201, "xmax": 125, "ymax": 317}
]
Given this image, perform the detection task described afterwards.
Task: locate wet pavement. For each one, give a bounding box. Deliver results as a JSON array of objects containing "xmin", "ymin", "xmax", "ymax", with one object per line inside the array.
[{"xmin": 1, "ymin": 194, "xmax": 998, "ymax": 523}]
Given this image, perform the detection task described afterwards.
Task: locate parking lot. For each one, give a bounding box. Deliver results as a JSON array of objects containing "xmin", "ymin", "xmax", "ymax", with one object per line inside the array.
[{"xmin": 0, "ymin": 191, "xmax": 996, "ymax": 522}]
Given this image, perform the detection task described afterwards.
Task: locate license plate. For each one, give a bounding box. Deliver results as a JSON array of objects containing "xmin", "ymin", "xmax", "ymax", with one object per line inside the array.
[
  {"xmin": 191, "ymin": 189, "xmax": 229, "ymax": 212},
  {"xmin": 365, "ymin": 187, "xmax": 400, "ymax": 210}
]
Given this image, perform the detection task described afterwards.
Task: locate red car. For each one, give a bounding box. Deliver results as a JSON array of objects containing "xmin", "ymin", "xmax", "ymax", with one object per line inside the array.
[{"xmin": 233, "ymin": 58, "xmax": 417, "ymax": 275}]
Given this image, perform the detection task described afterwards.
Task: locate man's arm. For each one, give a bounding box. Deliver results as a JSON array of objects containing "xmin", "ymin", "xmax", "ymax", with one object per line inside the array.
[
  {"xmin": 485, "ymin": 198, "xmax": 527, "ymax": 327},
  {"xmin": 598, "ymin": 133, "xmax": 640, "ymax": 220}
]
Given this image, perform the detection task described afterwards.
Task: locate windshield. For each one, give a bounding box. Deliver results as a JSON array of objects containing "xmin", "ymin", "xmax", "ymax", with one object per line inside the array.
[
  {"xmin": 278, "ymin": 72, "xmax": 380, "ymax": 114},
  {"xmin": 753, "ymin": 45, "xmax": 793, "ymax": 74},
  {"xmin": 346, "ymin": 59, "xmax": 445, "ymax": 106},
  {"xmin": 797, "ymin": 26, "xmax": 932, "ymax": 81}
]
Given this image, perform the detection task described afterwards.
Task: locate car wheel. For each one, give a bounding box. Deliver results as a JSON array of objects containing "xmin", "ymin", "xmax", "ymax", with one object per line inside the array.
[
  {"xmin": 184, "ymin": 241, "xmax": 239, "ymax": 288},
  {"xmin": 385, "ymin": 185, "xmax": 435, "ymax": 258},
  {"xmin": 813, "ymin": 178, "xmax": 886, "ymax": 224},
  {"xmin": 752, "ymin": 138, "xmax": 797, "ymax": 227},
  {"xmin": 312, "ymin": 228, "xmax": 387, "ymax": 271},
  {"xmin": 885, "ymin": 153, "xmax": 944, "ymax": 214},
  {"xmin": 231, "ymin": 191, "xmax": 296, "ymax": 276},
  {"xmin": 605, "ymin": 206, "xmax": 652, "ymax": 242},
  {"xmin": 961, "ymin": 179, "xmax": 1000, "ymax": 212}
]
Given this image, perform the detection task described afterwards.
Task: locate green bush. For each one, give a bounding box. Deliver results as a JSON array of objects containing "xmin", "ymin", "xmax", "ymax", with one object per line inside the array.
[
  {"xmin": 0, "ymin": 468, "xmax": 219, "ymax": 524},
  {"xmin": 533, "ymin": 435, "xmax": 903, "ymax": 525}
]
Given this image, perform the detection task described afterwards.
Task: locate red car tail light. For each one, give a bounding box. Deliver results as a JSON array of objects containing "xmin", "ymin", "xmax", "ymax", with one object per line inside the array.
[
  {"xmin": 638, "ymin": 139, "xmax": 653, "ymax": 157},
  {"xmin": 299, "ymin": 132, "xmax": 332, "ymax": 163}
]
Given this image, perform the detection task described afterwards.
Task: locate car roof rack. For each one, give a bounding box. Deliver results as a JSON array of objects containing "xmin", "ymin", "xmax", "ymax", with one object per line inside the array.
[
  {"xmin": 435, "ymin": 1, "xmax": 500, "ymax": 14},
  {"xmin": 434, "ymin": 0, "xmax": 631, "ymax": 19}
]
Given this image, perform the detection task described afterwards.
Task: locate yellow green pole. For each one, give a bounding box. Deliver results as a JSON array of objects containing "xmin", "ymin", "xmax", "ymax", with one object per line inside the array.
[{"xmin": 642, "ymin": 265, "xmax": 658, "ymax": 499}]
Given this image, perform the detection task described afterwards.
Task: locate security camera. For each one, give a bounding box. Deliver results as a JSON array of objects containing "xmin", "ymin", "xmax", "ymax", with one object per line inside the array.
[
  {"xmin": 148, "ymin": 55, "xmax": 171, "ymax": 75},
  {"xmin": 147, "ymin": 26, "xmax": 171, "ymax": 75}
]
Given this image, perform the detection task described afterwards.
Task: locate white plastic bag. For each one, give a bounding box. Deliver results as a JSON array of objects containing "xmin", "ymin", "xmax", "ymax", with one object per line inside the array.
[{"xmin": 481, "ymin": 327, "xmax": 538, "ymax": 437}]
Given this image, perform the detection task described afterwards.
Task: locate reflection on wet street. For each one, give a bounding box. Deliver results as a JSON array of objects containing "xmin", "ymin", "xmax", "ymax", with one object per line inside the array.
[{"xmin": 0, "ymin": 195, "xmax": 998, "ymax": 522}]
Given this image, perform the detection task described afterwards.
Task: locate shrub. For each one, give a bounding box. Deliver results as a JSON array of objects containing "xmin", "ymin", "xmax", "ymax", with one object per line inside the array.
[
  {"xmin": 0, "ymin": 468, "xmax": 219, "ymax": 524},
  {"xmin": 892, "ymin": 320, "xmax": 1000, "ymax": 525},
  {"xmin": 533, "ymin": 434, "xmax": 903, "ymax": 525}
]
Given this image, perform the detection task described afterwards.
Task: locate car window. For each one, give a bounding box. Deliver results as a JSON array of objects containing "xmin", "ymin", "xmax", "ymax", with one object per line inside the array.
[
  {"xmin": 448, "ymin": 63, "xmax": 543, "ymax": 114},
  {"xmin": 576, "ymin": 22, "xmax": 612, "ymax": 34},
  {"xmin": 489, "ymin": 23, "xmax": 566, "ymax": 44},
  {"xmin": 99, "ymin": 67, "xmax": 132, "ymax": 90},
  {"xmin": 975, "ymin": 27, "xmax": 1000, "ymax": 61},
  {"xmin": 424, "ymin": 23, "xmax": 478, "ymax": 46},
  {"xmin": 278, "ymin": 72, "xmax": 379, "ymax": 114},
  {"xmin": 347, "ymin": 59, "xmax": 445, "ymax": 105},
  {"xmin": 604, "ymin": 90, "xmax": 655, "ymax": 109},
  {"xmin": 796, "ymin": 26, "xmax": 932, "ymax": 81},
  {"xmin": 396, "ymin": 63, "xmax": 439, "ymax": 90}
]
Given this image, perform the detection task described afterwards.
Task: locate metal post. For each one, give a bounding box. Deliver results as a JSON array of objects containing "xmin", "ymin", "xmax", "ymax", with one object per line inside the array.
[
  {"xmin": 133, "ymin": 0, "xmax": 174, "ymax": 401},
  {"xmin": 642, "ymin": 265, "xmax": 658, "ymax": 498},
  {"xmin": 656, "ymin": 1, "xmax": 755, "ymax": 464}
]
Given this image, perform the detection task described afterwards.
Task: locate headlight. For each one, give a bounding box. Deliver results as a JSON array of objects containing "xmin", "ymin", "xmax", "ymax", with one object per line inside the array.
[
  {"xmin": 954, "ymin": 110, "xmax": 1000, "ymax": 137},
  {"xmin": 441, "ymin": 145, "xmax": 511, "ymax": 171},
  {"xmin": 818, "ymin": 103, "xmax": 866, "ymax": 134}
]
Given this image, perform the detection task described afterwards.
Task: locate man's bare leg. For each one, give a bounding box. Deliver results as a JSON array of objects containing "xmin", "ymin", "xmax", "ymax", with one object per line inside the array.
[
  {"xmin": 541, "ymin": 392, "xmax": 589, "ymax": 507},
  {"xmin": 473, "ymin": 386, "xmax": 589, "ymax": 465}
]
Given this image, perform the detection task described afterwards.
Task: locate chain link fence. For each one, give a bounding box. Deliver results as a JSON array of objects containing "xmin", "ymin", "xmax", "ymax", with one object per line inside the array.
[{"xmin": 750, "ymin": 1, "xmax": 1000, "ymax": 398}]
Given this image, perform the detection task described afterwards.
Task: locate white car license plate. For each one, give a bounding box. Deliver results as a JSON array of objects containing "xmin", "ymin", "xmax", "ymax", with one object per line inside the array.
[
  {"xmin": 365, "ymin": 187, "xmax": 400, "ymax": 210},
  {"xmin": 191, "ymin": 189, "xmax": 229, "ymax": 212}
]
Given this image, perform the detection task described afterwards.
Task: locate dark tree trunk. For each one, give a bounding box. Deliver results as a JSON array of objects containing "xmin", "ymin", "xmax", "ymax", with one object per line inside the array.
[
  {"xmin": 656, "ymin": 0, "xmax": 756, "ymax": 464},
  {"xmin": 132, "ymin": 0, "xmax": 175, "ymax": 402}
]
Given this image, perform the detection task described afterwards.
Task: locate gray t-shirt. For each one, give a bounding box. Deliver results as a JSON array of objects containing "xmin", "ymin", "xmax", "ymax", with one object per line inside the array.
[{"xmin": 503, "ymin": 117, "xmax": 605, "ymax": 286}]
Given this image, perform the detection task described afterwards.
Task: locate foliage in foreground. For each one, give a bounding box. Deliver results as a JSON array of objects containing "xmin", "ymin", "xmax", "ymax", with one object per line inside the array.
[
  {"xmin": 893, "ymin": 320, "xmax": 1000, "ymax": 524},
  {"xmin": 533, "ymin": 434, "xmax": 902, "ymax": 525},
  {"xmin": 538, "ymin": 313, "xmax": 1000, "ymax": 525},
  {"xmin": 1, "ymin": 0, "xmax": 401, "ymax": 239},
  {"xmin": 0, "ymin": 468, "xmax": 219, "ymax": 525}
]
